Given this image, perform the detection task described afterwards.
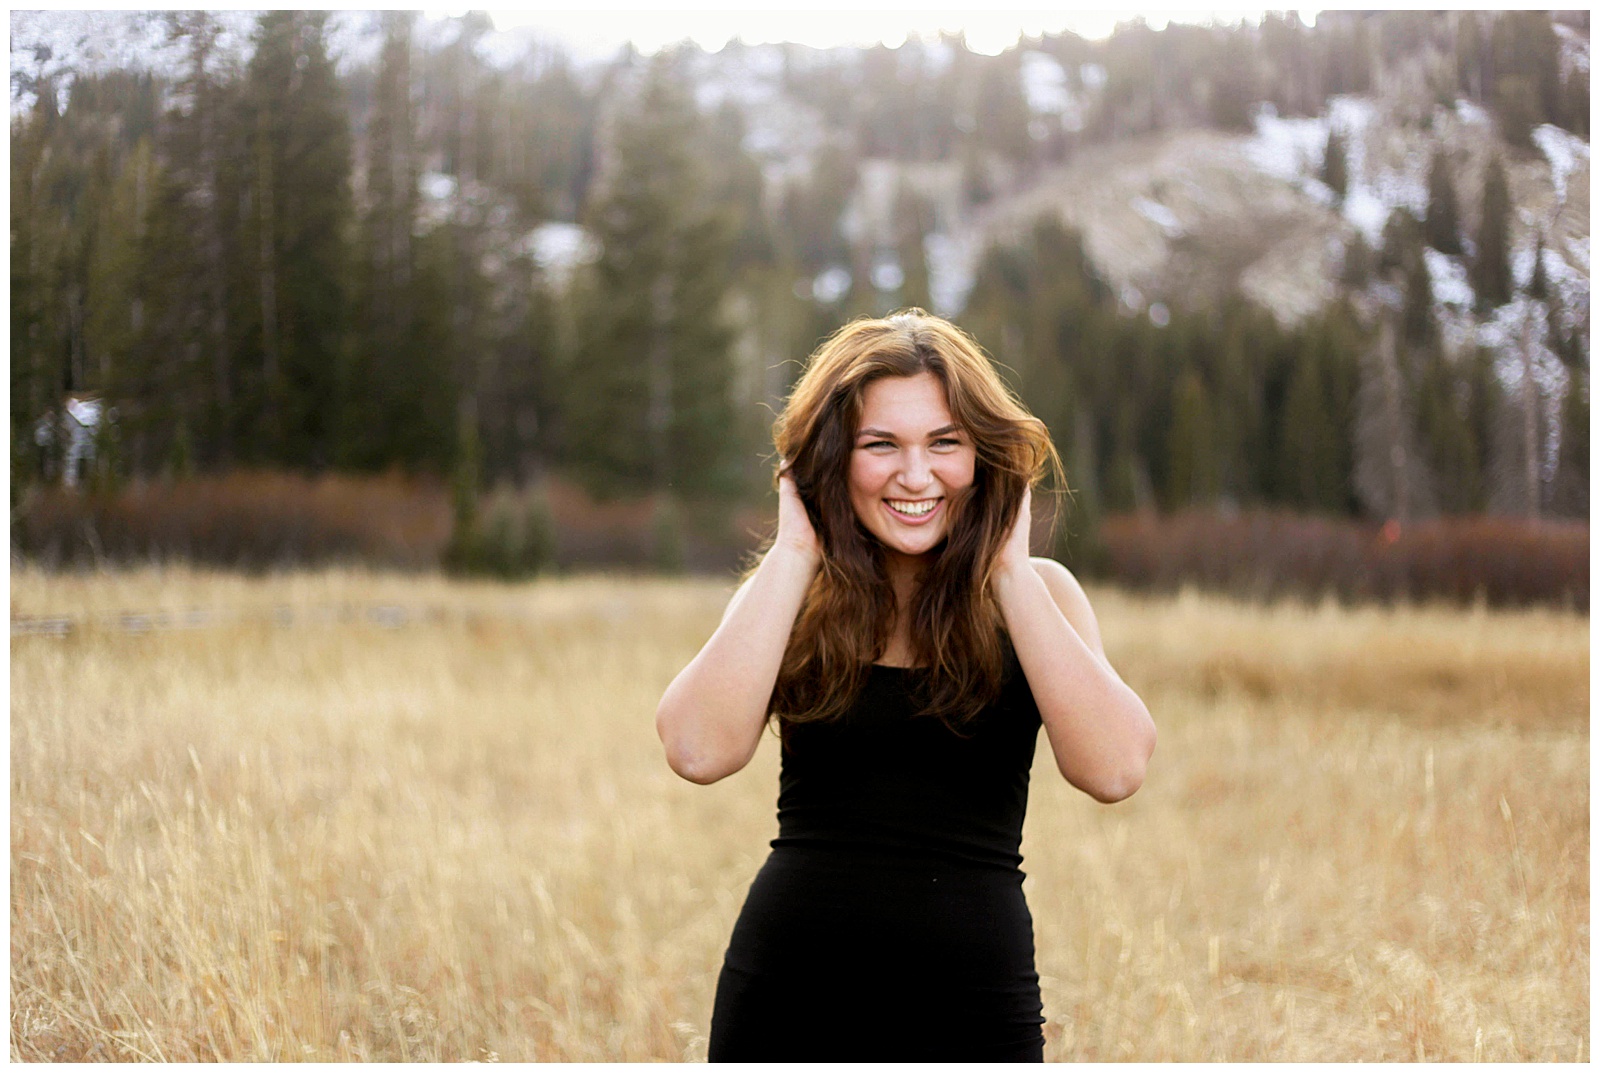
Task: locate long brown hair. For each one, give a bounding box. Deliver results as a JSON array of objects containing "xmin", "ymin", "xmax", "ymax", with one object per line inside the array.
[{"xmin": 767, "ymin": 309, "xmax": 1063, "ymax": 732}]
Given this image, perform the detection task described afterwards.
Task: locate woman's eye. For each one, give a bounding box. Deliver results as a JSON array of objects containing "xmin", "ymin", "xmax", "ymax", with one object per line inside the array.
[
  {"xmin": 932, "ymin": 438, "xmax": 961, "ymax": 449},
  {"xmin": 863, "ymin": 441, "xmax": 895, "ymax": 451}
]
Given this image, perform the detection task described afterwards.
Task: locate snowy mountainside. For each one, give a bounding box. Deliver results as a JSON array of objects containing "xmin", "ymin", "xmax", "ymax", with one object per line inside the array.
[{"xmin": 940, "ymin": 86, "xmax": 1589, "ymax": 341}]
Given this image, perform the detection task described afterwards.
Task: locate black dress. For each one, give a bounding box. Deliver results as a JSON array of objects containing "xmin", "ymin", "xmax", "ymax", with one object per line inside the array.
[{"xmin": 708, "ymin": 658, "xmax": 1046, "ymax": 1062}]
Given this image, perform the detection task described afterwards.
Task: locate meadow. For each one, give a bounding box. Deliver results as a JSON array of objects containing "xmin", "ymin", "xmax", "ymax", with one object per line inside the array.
[{"xmin": 10, "ymin": 566, "xmax": 1589, "ymax": 1061}]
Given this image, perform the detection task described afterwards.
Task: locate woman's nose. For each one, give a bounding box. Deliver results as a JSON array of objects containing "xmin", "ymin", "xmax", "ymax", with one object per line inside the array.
[{"xmin": 898, "ymin": 449, "xmax": 934, "ymax": 491}]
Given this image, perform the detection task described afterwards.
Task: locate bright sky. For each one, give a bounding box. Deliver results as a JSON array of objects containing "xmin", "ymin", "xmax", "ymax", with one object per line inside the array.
[{"xmin": 428, "ymin": 7, "xmax": 1307, "ymax": 58}]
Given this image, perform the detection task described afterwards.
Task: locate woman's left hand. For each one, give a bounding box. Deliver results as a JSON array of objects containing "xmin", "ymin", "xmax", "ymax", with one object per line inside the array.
[{"xmin": 995, "ymin": 483, "xmax": 1034, "ymax": 576}]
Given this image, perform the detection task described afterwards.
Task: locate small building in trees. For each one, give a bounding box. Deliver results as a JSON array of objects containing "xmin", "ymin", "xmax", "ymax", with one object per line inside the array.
[{"xmin": 32, "ymin": 394, "xmax": 110, "ymax": 488}]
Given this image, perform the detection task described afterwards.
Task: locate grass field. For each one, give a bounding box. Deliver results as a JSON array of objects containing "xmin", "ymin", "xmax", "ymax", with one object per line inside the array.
[{"xmin": 10, "ymin": 566, "xmax": 1589, "ymax": 1061}]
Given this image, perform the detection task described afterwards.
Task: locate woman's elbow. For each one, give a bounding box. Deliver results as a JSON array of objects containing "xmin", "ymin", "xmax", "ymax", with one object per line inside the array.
[
  {"xmin": 662, "ymin": 736, "xmax": 740, "ymax": 785},
  {"xmin": 1074, "ymin": 712, "xmax": 1156, "ymax": 804},
  {"xmin": 1085, "ymin": 761, "xmax": 1146, "ymax": 803},
  {"xmin": 655, "ymin": 706, "xmax": 749, "ymax": 785}
]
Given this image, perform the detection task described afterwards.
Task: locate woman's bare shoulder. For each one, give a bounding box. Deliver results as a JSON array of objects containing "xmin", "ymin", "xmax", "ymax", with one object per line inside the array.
[
  {"xmin": 1028, "ymin": 555, "xmax": 1085, "ymax": 595},
  {"xmin": 1027, "ymin": 556, "xmax": 1106, "ymax": 654}
]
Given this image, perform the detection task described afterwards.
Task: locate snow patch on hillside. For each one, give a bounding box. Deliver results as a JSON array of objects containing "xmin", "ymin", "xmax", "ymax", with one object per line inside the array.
[
  {"xmin": 1130, "ymin": 196, "xmax": 1183, "ymax": 237},
  {"xmin": 1477, "ymin": 296, "xmax": 1571, "ymax": 481},
  {"xmin": 1532, "ymin": 124, "xmax": 1591, "ymax": 204},
  {"xmin": 1554, "ymin": 23, "xmax": 1590, "ymax": 76},
  {"xmin": 1320, "ymin": 96, "xmax": 1428, "ymax": 247},
  {"xmin": 1342, "ymin": 190, "xmax": 1389, "ymax": 246},
  {"xmin": 1425, "ymin": 249, "xmax": 1474, "ymax": 308},
  {"xmin": 1454, "ymin": 99, "xmax": 1492, "ymax": 127},
  {"xmin": 1529, "ymin": 240, "xmax": 1590, "ymax": 338},
  {"xmin": 1245, "ymin": 108, "xmax": 1328, "ymax": 182},
  {"xmin": 1020, "ymin": 51, "xmax": 1071, "ymax": 114},
  {"xmin": 1243, "ymin": 102, "xmax": 1358, "ymax": 214}
]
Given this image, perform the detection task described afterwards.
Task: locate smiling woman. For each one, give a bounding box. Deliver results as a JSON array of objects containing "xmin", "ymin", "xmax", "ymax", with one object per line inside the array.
[
  {"xmin": 848, "ymin": 373, "xmax": 976, "ymax": 559},
  {"xmin": 653, "ymin": 309, "xmax": 1156, "ymax": 1061}
]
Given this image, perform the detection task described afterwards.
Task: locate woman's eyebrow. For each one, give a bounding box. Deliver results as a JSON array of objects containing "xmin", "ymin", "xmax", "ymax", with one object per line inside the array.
[{"xmin": 856, "ymin": 424, "xmax": 963, "ymax": 439}]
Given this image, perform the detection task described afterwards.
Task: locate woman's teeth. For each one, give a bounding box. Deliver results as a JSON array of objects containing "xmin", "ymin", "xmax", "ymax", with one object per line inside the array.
[{"xmin": 887, "ymin": 499, "xmax": 937, "ymax": 516}]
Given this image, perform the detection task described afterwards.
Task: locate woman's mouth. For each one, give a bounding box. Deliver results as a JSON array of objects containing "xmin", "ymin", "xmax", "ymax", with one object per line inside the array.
[{"xmin": 884, "ymin": 498, "xmax": 942, "ymax": 524}]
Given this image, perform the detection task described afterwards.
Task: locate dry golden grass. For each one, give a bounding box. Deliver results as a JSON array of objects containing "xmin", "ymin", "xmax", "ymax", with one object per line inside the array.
[{"xmin": 10, "ymin": 565, "xmax": 1589, "ymax": 1061}]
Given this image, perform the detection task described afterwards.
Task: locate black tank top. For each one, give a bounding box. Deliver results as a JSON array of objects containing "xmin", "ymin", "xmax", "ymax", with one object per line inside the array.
[{"xmin": 771, "ymin": 656, "xmax": 1043, "ymax": 872}]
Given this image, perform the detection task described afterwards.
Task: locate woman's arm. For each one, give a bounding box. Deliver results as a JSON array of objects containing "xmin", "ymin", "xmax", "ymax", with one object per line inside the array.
[
  {"xmin": 654, "ymin": 475, "xmax": 820, "ymax": 784},
  {"xmin": 991, "ymin": 488, "xmax": 1155, "ymax": 803}
]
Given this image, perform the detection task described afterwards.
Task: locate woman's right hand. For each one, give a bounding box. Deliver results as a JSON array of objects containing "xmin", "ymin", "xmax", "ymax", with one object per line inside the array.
[{"xmin": 775, "ymin": 469, "xmax": 821, "ymax": 565}]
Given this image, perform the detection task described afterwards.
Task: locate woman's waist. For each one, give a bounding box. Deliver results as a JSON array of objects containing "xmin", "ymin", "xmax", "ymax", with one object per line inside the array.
[
  {"xmin": 763, "ymin": 835, "xmax": 1026, "ymax": 879},
  {"xmin": 728, "ymin": 845, "xmax": 1036, "ymax": 976},
  {"xmin": 773, "ymin": 799, "xmax": 1026, "ymax": 873}
]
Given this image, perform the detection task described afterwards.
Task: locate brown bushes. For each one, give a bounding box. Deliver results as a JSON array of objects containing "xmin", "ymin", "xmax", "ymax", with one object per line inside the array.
[
  {"xmin": 508, "ymin": 480, "xmax": 766, "ymax": 573},
  {"xmin": 12, "ymin": 473, "xmax": 454, "ymax": 569},
  {"xmin": 12, "ymin": 472, "xmax": 768, "ymax": 575},
  {"xmin": 1100, "ymin": 510, "xmax": 1589, "ymax": 610},
  {"xmin": 13, "ymin": 474, "xmax": 1587, "ymax": 609},
  {"xmin": 13, "ymin": 471, "xmax": 453, "ymax": 571}
]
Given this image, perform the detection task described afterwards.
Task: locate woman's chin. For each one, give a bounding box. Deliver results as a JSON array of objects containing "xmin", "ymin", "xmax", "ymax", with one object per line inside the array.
[{"xmin": 879, "ymin": 531, "xmax": 948, "ymax": 561}]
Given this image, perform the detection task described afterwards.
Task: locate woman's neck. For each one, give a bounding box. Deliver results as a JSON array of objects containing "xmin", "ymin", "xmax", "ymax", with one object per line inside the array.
[
  {"xmin": 880, "ymin": 550, "xmax": 930, "ymax": 666},
  {"xmin": 883, "ymin": 549, "xmax": 928, "ymax": 609}
]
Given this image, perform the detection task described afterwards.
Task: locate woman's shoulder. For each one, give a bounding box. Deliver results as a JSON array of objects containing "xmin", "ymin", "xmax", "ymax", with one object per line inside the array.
[
  {"xmin": 1025, "ymin": 555, "xmax": 1108, "ymax": 658},
  {"xmin": 1027, "ymin": 555, "xmax": 1085, "ymax": 597},
  {"xmin": 1026, "ymin": 555, "xmax": 1101, "ymax": 624}
]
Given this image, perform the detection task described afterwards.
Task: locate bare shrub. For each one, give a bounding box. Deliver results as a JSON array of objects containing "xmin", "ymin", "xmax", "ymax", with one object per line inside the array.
[
  {"xmin": 13, "ymin": 471, "xmax": 452, "ymax": 570},
  {"xmin": 13, "ymin": 472, "xmax": 772, "ymax": 575},
  {"xmin": 1102, "ymin": 510, "xmax": 1588, "ymax": 609}
]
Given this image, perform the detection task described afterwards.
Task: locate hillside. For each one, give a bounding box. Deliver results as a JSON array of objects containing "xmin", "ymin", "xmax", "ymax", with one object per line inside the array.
[{"xmin": 10, "ymin": 11, "xmax": 1591, "ymax": 535}]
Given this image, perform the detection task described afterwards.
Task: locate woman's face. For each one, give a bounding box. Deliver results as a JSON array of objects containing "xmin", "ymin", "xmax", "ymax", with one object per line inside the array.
[{"xmin": 848, "ymin": 371, "xmax": 976, "ymax": 562}]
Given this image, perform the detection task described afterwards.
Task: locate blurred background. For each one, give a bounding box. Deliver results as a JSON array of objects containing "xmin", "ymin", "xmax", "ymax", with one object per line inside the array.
[
  {"xmin": 9, "ymin": 13, "xmax": 1590, "ymax": 1062},
  {"xmin": 10, "ymin": 9, "xmax": 1589, "ymax": 605}
]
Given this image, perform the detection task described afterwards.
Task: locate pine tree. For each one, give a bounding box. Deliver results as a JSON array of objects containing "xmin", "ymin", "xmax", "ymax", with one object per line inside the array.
[
  {"xmin": 1492, "ymin": 75, "xmax": 1540, "ymax": 150},
  {"xmin": 971, "ymin": 51, "xmax": 1032, "ymax": 164},
  {"xmin": 161, "ymin": 12, "xmax": 238, "ymax": 465},
  {"xmin": 1208, "ymin": 32, "xmax": 1260, "ymax": 132},
  {"xmin": 1461, "ymin": 345, "xmax": 1500, "ymax": 513},
  {"xmin": 1558, "ymin": 66, "xmax": 1589, "ymax": 138},
  {"xmin": 1415, "ymin": 344, "xmax": 1480, "ymax": 513},
  {"xmin": 10, "ymin": 85, "xmax": 72, "ymax": 489},
  {"xmin": 1320, "ymin": 127, "xmax": 1349, "ymax": 201},
  {"xmin": 86, "ymin": 136, "xmax": 154, "ymax": 425},
  {"xmin": 892, "ymin": 183, "xmax": 934, "ymax": 312},
  {"xmin": 1489, "ymin": 12, "xmax": 1563, "ymax": 133},
  {"xmin": 1400, "ymin": 241, "xmax": 1436, "ymax": 346},
  {"xmin": 565, "ymin": 53, "xmax": 740, "ymax": 499},
  {"xmin": 1339, "ymin": 231, "xmax": 1374, "ymax": 288},
  {"xmin": 1277, "ymin": 340, "xmax": 1342, "ymax": 510},
  {"xmin": 1470, "ymin": 154, "xmax": 1513, "ymax": 311},
  {"xmin": 1312, "ymin": 303, "xmax": 1364, "ymax": 514},
  {"xmin": 705, "ymin": 102, "xmax": 772, "ymax": 272},
  {"xmin": 780, "ymin": 141, "xmax": 857, "ymax": 273},
  {"xmin": 1324, "ymin": 14, "xmax": 1373, "ymax": 95},
  {"xmin": 1165, "ymin": 370, "xmax": 1218, "ymax": 507},
  {"xmin": 1423, "ymin": 147, "xmax": 1462, "ymax": 254},
  {"xmin": 1550, "ymin": 366, "xmax": 1588, "ymax": 517},
  {"xmin": 1353, "ymin": 316, "xmax": 1436, "ymax": 521},
  {"xmin": 1528, "ymin": 234, "xmax": 1548, "ymax": 301},
  {"xmin": 241, "ymin": 11, "xmax": 353, "ymax": 469},
  {"xmin": 1455, "ymin": 11, "xmax": 1486, "ymax": 100},
  {"xmin": 341, "ymin": 12, "xmax": 452, "ymax": 473},
  {"xmin": 133, "ymin": 145, "xmax": 207, "ymax": 473}
]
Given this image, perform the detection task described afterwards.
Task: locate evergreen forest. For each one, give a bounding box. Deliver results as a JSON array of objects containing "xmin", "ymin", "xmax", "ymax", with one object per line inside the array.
[{"xmin": 10, "ymin": 10, "xmax": 1590, "ymax": 575}]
